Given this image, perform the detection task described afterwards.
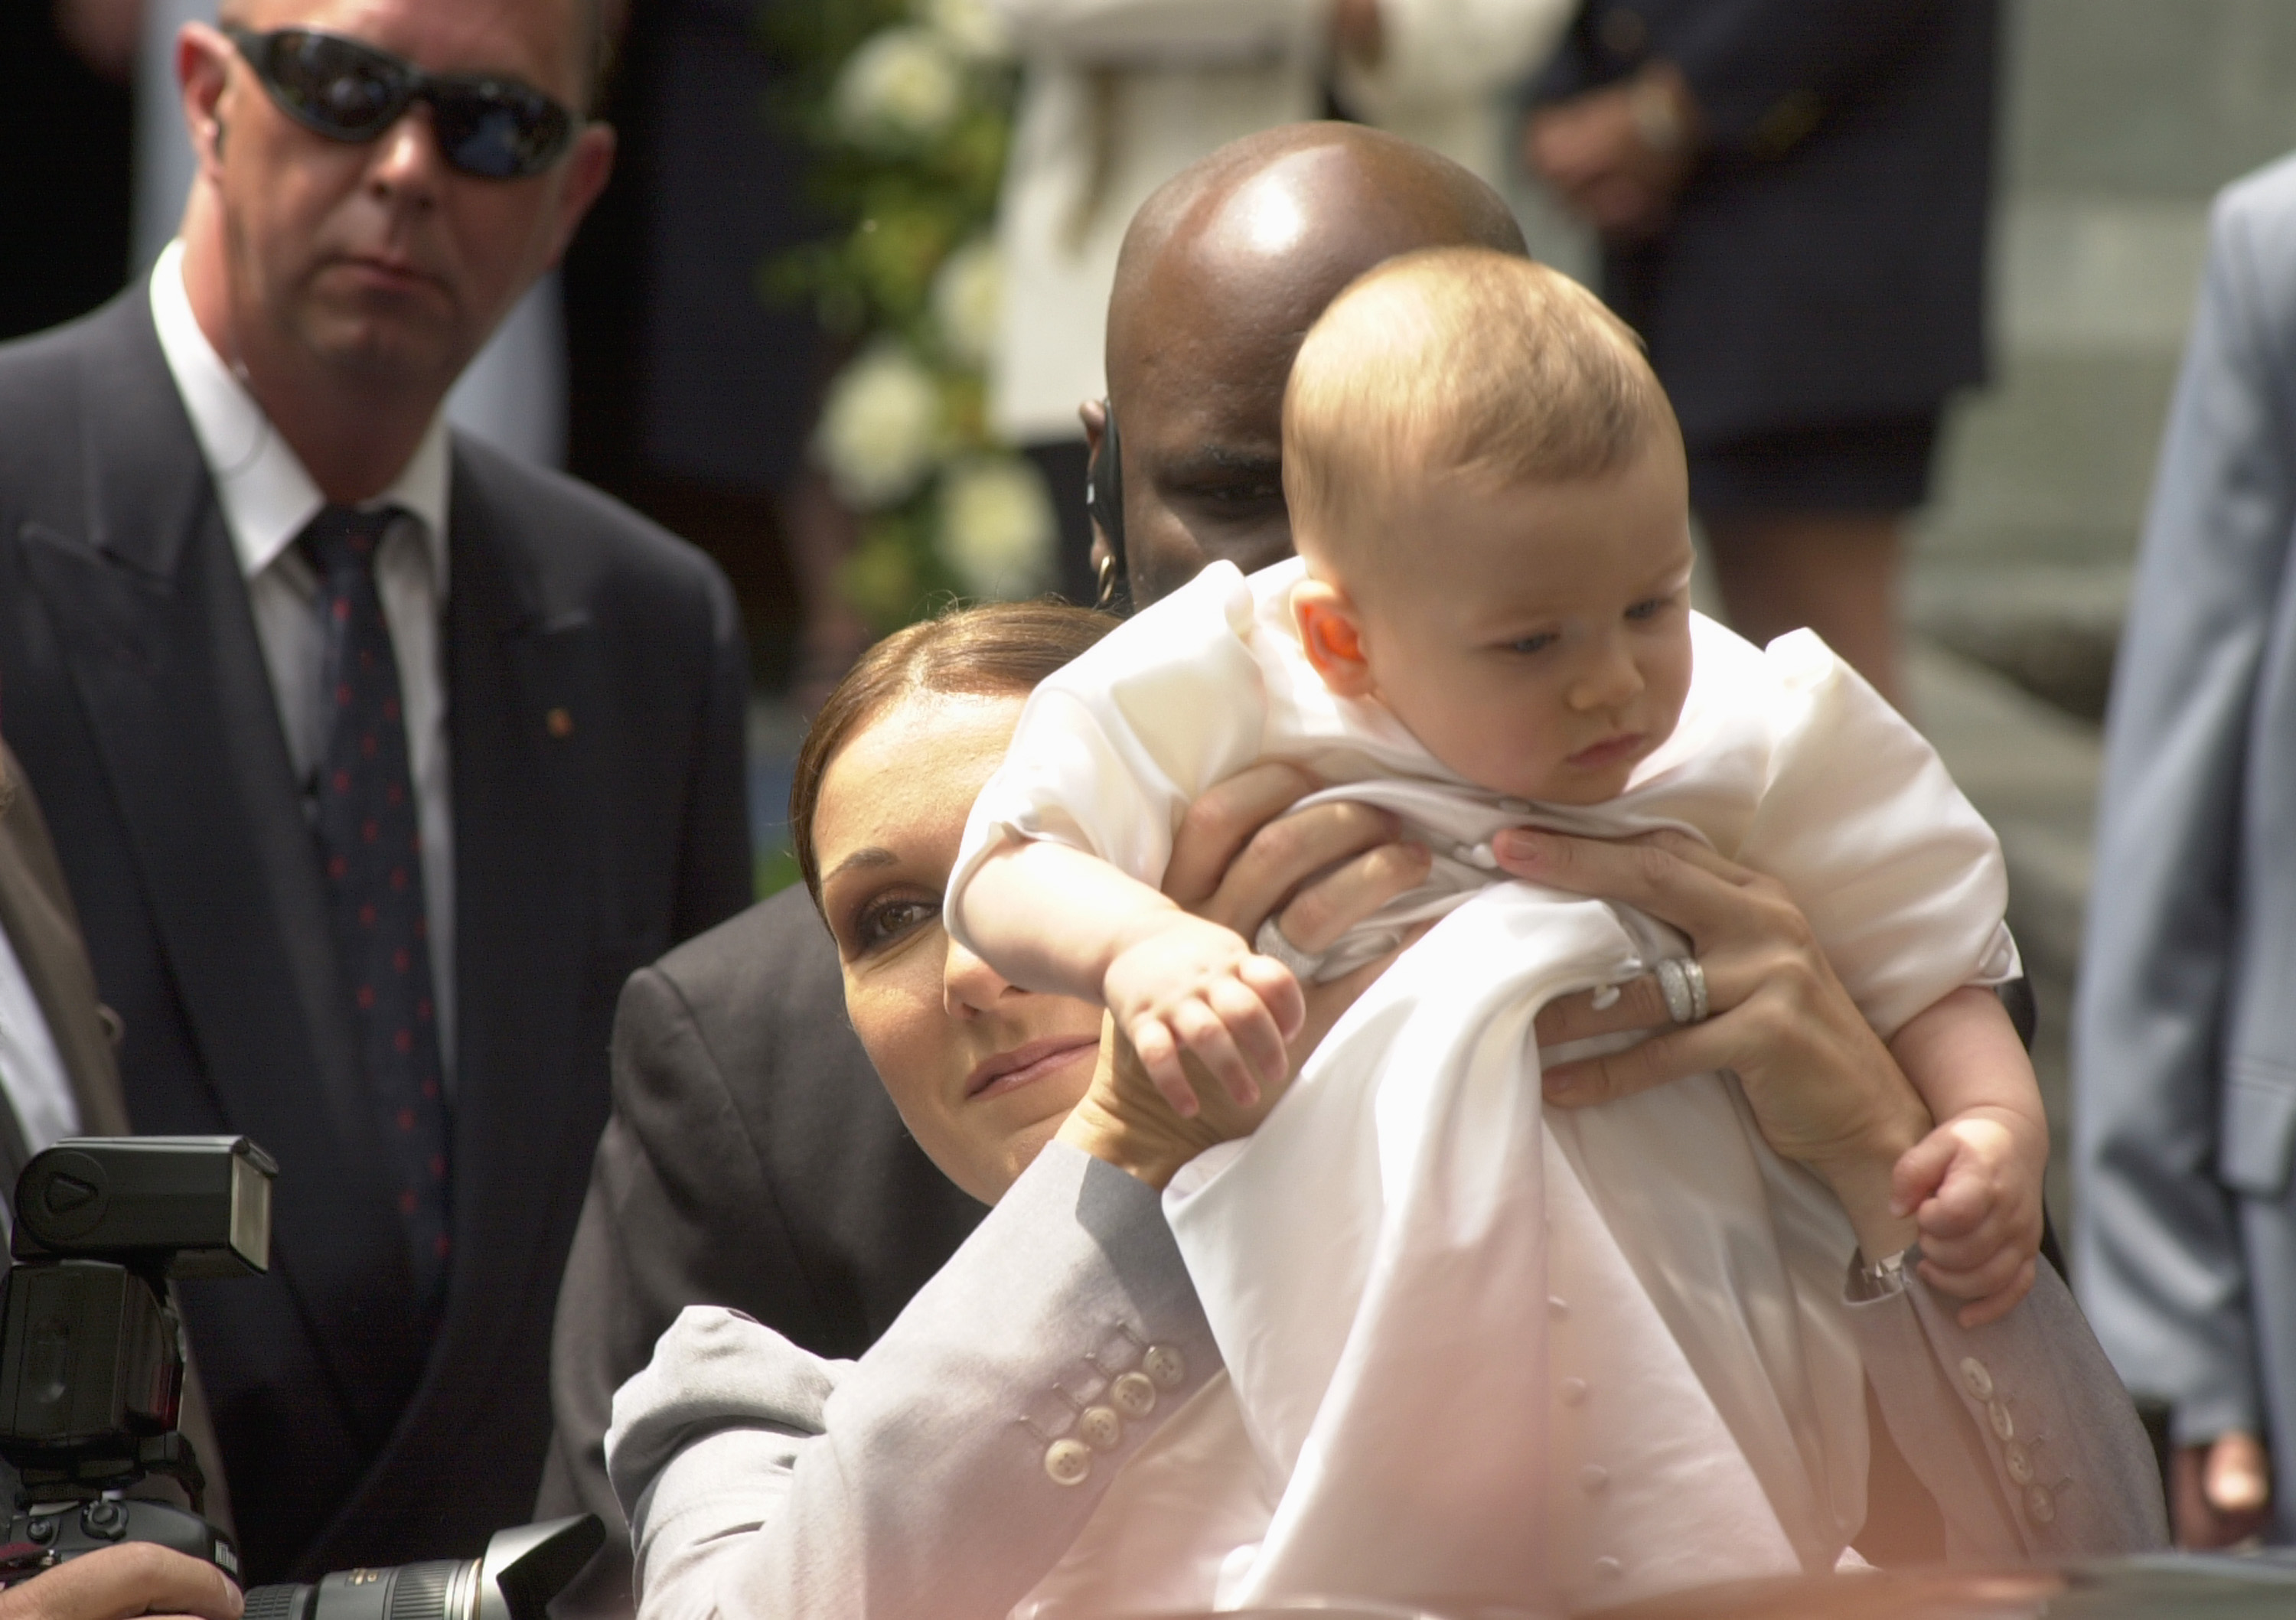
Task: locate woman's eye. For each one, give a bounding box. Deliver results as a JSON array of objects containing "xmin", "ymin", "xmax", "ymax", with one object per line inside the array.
[{"xmin": 855, "ymin": 896, "xmax": 938, "ymax": 952}]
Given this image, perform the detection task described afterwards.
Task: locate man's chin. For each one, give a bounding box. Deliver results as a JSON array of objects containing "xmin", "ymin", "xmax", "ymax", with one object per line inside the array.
[{"xmin": 297, "ymin": 309, "xmax": 474, "ymax": 395}]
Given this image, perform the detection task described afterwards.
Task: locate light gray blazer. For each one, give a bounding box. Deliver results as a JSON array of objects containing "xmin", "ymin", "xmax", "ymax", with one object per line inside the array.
[
  {"xmin": 610, "ymin": 1143, "xmax": 2163, "ymax": 1620},
  {"xmin": 2076, "ymin": 150, "xmax": 2296, "ymax": 1527}
]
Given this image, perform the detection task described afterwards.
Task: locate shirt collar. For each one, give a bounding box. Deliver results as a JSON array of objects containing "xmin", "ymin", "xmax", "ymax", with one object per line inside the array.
[{"xmin": 148, "ymin": 240, "xmax": 452, "ymax": 597}]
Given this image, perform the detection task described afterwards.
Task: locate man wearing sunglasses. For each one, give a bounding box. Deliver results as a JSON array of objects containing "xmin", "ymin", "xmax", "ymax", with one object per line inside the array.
[{"xmin": 0, "ymin": 0, "xmax": 752, "ymax": 1589}]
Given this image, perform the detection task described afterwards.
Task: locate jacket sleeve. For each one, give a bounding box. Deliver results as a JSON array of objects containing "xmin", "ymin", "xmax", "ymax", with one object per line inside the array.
[
  {"xmin": 1534, "ymin": 0, "xmax": 1958, "ymax": 158},
  {"xmin": 612, "ymin": 1142, "xmax": 1221, "ymax": 1620},
  {"xmin": 1849, "ymin": 1257, "xmax": 2168, "ymax": 1560},
  {"xmin": 670, "ymin": 563, "xmax": 753, "ymax": 947},
  {"xmin": 2073, "ymin": 165, "xmax": 2296, "ymax": 1446},
  {"xmin": 535, "ymin": 963, "xmax": 794, "ymax": 1619}
]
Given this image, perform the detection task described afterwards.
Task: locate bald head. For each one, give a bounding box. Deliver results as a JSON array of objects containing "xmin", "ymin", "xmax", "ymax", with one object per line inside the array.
[{"xmin": 1094, "ymin": 123, "xmax": 1528, "ymax": 607}]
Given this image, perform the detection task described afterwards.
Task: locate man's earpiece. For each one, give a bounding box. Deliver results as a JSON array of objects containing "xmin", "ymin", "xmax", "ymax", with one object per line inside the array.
[{"xmin": 1086, "ymin": 399, "xmax": 1128, "ymax": 614}]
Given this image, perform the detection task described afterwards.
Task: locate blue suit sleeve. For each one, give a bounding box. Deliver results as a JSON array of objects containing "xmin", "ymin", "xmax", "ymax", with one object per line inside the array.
[{"xmin": 2073, "ymin": 165, "xmax": 2296, "ymax": 1446}]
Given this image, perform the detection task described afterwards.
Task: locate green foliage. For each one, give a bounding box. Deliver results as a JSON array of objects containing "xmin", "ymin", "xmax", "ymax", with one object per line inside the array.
[{"xmin": 756, "ymin": 0, "xmax": 1040, "ymax": 634}]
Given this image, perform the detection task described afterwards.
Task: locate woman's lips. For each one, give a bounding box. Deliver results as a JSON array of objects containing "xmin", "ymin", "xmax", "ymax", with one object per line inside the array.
[
  {"xmin": 966, "ymin": 1035, "xmax": 1098, "ymax": 1100},
  {"xmin": 1566, "ymin": 732, "xmax": 1645, "ymax": 771}
]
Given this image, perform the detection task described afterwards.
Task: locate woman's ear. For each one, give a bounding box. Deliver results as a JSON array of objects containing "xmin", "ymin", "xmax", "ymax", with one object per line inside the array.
[{"xmin": 1293, "ymin": 580, "xmax": 1377, "ymax": 698}]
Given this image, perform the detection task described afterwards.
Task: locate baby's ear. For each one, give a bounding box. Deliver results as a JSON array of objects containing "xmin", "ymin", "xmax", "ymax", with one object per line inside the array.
[{"xmin": 1293, "ymin": 581, "xmax": 1377, "ymax": 698}]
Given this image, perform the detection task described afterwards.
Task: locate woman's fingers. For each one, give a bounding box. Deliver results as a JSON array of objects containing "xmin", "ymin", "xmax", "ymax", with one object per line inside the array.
[
  {"xmin": 1495, "ymin": 826, "xmax": 1760, "ymax": 947},
  {"xmin": 1163, "ymin": 761, "xmax": 1325, "ymax": 911},
  {"xmin": 1540, "ymin": 1019, "xmax": 1737, "ymax": 1107},
  {"xmin": 1275, "ymin": 839, "xmax": 1431, "ymax": 953},
  {"xmin": 1534, "ymin": 973, "xmax": 1674, "ymax": 1047}
]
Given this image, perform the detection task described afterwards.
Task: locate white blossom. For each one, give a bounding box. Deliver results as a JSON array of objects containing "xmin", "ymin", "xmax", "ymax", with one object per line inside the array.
[
  {"xmin": 815, "ymin": 344, "xmax": 943, "ymax": 508},
  {"xmin": 931, "ymin": 238, "xmax": 1003, "ymax": 367},
  {"xmin": 936, "ymin": 455, "xmax": 1056, "ymax": 599},
  {"xmin": 921, "ymin": 0, "xmax": 1010, "ymax": 59},
  {"xmin": 833, "ymin": 27, "xmax": 965, "ymax": 148}
]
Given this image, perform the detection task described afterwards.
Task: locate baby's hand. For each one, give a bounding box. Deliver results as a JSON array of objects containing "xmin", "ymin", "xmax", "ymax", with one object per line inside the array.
[
  {"xmin": 1890, "ymin": 1108, "xmax": 2049, "ymax": 1328},
  {"xmin": 1104, "ymin": 912, "xmax": 1305, "ymax": 1116}
]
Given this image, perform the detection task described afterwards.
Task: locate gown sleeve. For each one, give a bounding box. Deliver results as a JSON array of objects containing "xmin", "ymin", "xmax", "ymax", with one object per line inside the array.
[
  {"xmin": 1730, "ymin": 626, "xmax": 2019, "ymax": 1041},
  {"xmin": 944, "ymin": 562, "xmax": 1274, "ymax": 954}
]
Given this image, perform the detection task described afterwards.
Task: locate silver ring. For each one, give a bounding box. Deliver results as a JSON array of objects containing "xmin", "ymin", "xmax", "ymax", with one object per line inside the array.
[
  {"xmin": 1655, "ymin": 956, "xmax": 1709, "ymax": 1025},
  {"xmin": 1254, "ymin": 916, "xmax": 1326, "ymax": 981}
]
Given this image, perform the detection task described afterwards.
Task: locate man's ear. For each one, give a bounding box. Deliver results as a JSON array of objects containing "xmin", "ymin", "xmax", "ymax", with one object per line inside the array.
[
  {"xmin": 1293, "ymin": 579, "xmax": 1375, "ymax": 697},
  {"xmin": 178, "ymin": 22, "xmax": 233, "ymax": 181},
  {"xmin": 542, "ymin": 123, "xmax": 619, "ymax": 269}
]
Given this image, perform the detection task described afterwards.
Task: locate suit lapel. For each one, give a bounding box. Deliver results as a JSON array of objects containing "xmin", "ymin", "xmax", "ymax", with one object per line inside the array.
[{"xmin": 15, "ymin": 297, "xmax": 424, "ymax": 1448}]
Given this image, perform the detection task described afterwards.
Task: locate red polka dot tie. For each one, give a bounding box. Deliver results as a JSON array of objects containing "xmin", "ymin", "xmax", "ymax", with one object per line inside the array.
[{"xmin": 302, "ymin": 505, "xmax": 451, "ymax": 1315}]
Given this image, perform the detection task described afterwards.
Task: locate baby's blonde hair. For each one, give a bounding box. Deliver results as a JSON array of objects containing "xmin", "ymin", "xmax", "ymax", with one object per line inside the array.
[{"xmin": 1283, "ymin": 248, "xmax": 1675, "ymax": 573}]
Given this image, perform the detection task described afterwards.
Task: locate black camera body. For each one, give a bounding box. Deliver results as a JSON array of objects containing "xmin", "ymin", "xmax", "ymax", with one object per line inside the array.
[{"xmin": 0, "ymin": 1139, "xmax": 601, "ymax": 1618}]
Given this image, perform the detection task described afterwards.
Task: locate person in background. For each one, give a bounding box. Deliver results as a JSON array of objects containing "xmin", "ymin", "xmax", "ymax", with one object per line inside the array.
[
  {"xmin": 988, "ymin": 0, "xmax": 1573, "ymax": 603},
  {"xmin": 2076, "ymin": 152, "xmax": 2296, "ymax": 1550},
  {"xmin": 1522, "ymin": 1, "xmax": 2000, "ymax": 712},
  {"xmin": 0, "ymin": 0, "xmax": 752, "ymax": 1583}
]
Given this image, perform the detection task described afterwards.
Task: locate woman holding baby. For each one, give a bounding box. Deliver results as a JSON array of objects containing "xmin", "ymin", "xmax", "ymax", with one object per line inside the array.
[{"xmin": 608, "ymin": 579, "xmax": 2161, "ymax": 1618}]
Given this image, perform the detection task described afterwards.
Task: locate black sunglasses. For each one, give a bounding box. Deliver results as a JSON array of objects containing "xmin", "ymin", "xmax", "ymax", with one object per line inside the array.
[{"xmin": 221, "ymin": 24, "xmax": 578, "ymax": 180}]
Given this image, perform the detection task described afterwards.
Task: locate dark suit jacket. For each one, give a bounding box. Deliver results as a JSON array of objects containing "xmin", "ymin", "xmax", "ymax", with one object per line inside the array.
[
  {"xmin": 1534, "ymin": 0, "xmax": 1999, "ymax": 447},
  {"xmin": 536, "ymin": 887, "xmax": 987, "ymax": 1617},
  {"xmin": 0, "ymin": 291, "xmax": 754, "ymax": 1581}
]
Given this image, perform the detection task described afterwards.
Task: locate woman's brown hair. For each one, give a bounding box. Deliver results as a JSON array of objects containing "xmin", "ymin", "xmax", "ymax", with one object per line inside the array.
[{"xmin": 790, "ymin": 599, "xmax": 1118, "ymax": 908}]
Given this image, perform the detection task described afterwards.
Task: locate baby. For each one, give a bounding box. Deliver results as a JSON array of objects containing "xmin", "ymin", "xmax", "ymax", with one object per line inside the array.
[{"xmin": 951, "ymin": 247, "xmax": 2046, "ymax": 1325}]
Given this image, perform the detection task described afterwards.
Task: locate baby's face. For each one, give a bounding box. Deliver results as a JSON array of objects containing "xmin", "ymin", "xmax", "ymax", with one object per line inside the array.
[{"xmin": 1351, "ymin": 442, "xmax": 1695, "ymax": 806}]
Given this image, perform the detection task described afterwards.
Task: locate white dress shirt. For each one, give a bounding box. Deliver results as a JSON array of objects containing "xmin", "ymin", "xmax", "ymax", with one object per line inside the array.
[
  {"xmin": 0, "ymin": 925, "xmax": 80, "ymax": 1163},
  {"xmin": 148, "ymin": 241, "xmax": 459, "ymax": 1085}
]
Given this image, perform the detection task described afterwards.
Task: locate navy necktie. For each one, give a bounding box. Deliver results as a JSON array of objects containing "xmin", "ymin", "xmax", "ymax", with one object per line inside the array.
[{"xmin": 302, "ymin": 504, "xmax": 452, "ymax": 1314}]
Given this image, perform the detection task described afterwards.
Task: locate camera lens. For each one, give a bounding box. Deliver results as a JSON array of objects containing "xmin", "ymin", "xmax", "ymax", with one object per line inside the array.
[{"xmin": 244, "ymin": 1560, "xmax": 479, "ymax": 1620}]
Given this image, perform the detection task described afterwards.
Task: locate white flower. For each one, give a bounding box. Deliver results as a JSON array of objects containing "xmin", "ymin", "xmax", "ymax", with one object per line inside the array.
[
  {"xmin": 833, "ymin": 28, "xmax": 965, "ymax": 148},
  {"xmin": 931, "ymin": 238, "xmax": 1003, "ymax": 368},
  {"xmin": 936, "ymin": 456, "xmax": 1057, "ymax": 599},
  {"xmin": 920, "ymin": 0, "xmax": 1009, "ymax": 59},
  {"xmin": 815, "ymin": 344, "xmax": 943, "ymax": 508}
]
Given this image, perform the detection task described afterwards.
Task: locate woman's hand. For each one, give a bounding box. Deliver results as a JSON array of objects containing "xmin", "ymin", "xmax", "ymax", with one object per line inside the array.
[
  {"xmin": 1501, "ymin": 825, "xmax": 1932, "ymax": 1259},
  {"xmin": 1059, "ymin": 762, "xmax": 1430, "ymax": 1186}
]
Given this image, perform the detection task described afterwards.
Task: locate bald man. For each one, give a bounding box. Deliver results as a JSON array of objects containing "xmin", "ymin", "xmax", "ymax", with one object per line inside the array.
[{"xmin": 550, "ymin": 124, "xmax": 2159, "ymax": 1618}]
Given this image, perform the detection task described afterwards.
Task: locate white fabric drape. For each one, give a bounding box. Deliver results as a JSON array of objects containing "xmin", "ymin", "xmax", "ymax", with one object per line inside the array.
[{"xmin": 957, "ymin": 559, "xmax": 2019, "ymax": 1612}]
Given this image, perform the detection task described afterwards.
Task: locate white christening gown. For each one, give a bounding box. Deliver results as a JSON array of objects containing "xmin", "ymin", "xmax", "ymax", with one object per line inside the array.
[{"xmin": 948, "ymin": 559, "xmax": 2019, "ymax": 1614}]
